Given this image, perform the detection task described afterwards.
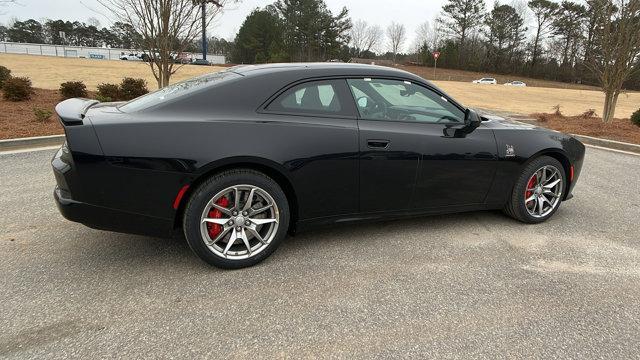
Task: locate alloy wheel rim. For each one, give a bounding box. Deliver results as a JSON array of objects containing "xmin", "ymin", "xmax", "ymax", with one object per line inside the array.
[
  {"xmin": 524, "ymin": 165, "xmax": 563, "ymax": 218},
  {"xmin": 200, "ymin": 185, "xmax": 279, "ymax": 260}
]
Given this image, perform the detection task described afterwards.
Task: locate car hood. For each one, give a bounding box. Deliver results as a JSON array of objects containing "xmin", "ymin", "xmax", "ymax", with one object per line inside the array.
[{"xmin": 480, "ymin": 113, "xmax": 536, "ymax": 129}]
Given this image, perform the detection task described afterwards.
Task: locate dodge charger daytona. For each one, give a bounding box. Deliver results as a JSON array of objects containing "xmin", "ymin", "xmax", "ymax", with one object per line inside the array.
[{"xmin": 52, "ymin": 63, "xmax": 585, "ymax": 268}]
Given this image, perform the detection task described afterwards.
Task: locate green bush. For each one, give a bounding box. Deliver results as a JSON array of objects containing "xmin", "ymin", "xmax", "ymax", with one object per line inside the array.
[
  {"xmin": 95, "ymin": 94, "xmax": 113, "ymax": 102},
  {"xmin": 33, "ymin": 106, "xmax": 53, "ymax": 123},
  {"xmin": 59, "ymin": 81, "xmax": 88, "ymax": 99},
  {"xmin": 0, "ymin": 65, "xmax": 10, "ymax": 89},
  {"xmin": 96, "ymin": 83, "xmax": 121, "ymax": 102},
  {"xmin": 631, "ymin": 109, "xmax": 640, "ymax": 127},
  {"xmin": 2, "ymin": 76, "xmax": 34, "ymax": 101},
  {"xmin": 120, "ymin": 77, "xmax": 148, "ymax": 100}
]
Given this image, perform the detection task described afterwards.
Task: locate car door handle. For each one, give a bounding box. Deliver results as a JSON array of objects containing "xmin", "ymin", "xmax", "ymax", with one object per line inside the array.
[{"xmin": 367, "ymin": 139, "xmax": 390, "ymax": 149}]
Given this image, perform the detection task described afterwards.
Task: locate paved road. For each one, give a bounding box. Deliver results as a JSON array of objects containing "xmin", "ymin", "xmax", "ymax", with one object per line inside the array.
[{"xmin": 0, "ymin": 147, "xmax": 639, "ymax": 359}]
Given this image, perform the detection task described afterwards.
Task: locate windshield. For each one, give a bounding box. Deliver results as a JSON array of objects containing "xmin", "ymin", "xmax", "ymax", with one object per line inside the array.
[{"xmin": 118, "ymin": 70, "xmax": 240, "ymax": 112}]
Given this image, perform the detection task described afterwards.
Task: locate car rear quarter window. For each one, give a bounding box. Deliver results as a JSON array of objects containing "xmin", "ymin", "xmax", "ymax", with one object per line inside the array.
[
  {"xmin": 118, "ymin": 70, "xmax": 240, "ymax": 112},
  {"xmin": 266, "ymin": 79, "xmax": 357, "ymax": 118}
]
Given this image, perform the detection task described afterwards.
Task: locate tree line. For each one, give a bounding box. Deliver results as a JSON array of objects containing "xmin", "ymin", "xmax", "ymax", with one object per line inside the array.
[
  {"xmin": 0, "ymin": 18, "xmax": 141, "ymax": 49},
  {"xmin": 411, "ymin": 0, "xmax": 640, "ymax": 94}
]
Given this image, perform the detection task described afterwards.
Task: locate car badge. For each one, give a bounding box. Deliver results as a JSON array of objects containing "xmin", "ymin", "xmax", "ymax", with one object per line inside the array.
[{"xmin": 506, "ymin": 144, "xmax": 516, "ymax": 157}]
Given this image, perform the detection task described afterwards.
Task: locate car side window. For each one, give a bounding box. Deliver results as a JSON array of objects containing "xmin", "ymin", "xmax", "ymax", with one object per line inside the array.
[
  {"xmin": 347, "ymin": 78, "xmax": 465, "ymax": 124},
  {"xmin": 267, "ymin": 79, "xmax": 355, "ymax": 117}
]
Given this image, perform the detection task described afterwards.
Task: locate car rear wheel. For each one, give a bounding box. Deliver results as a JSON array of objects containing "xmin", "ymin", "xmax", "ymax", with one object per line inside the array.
[
  {"xmin": 183, "ymin": 169, "xmax": 290, "ymax": 269},
  {"xmin": 504, "ymin": 156, "xmax": 565, "ymax": 223}
]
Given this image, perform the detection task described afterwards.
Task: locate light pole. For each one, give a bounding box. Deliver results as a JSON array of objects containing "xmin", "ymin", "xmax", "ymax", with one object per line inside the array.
[{"xmin": 193, "ymin": 0, "xmax": 222, "ymax": 62}]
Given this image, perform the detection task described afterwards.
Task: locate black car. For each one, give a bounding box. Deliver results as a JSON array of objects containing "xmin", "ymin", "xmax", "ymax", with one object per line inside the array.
[{"xmin": 52, "ymin": 63, "xmax": 585, "ymax": 268}]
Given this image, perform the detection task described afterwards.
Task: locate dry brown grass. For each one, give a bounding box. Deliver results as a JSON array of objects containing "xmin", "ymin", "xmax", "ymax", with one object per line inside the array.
[
  {"xmin": 0, "ymin": 53, "xmax": 221, "ymax": 90},
  {"xmin": 432, "ymin": 81, "xmax": 640, "ymax": 119},
  {"xmin": 531, "ymin": 112, "xmax": 640, "ymax": 144}
]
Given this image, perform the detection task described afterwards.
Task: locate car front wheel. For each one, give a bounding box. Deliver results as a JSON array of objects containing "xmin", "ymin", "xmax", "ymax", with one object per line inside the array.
[
  {"xmin": 183, "ymin": 169, "xmax": 290, "ymax": 269},
  {"xmin": 504, "ymin": 156, "xmax": 566, "ymax": 223}
]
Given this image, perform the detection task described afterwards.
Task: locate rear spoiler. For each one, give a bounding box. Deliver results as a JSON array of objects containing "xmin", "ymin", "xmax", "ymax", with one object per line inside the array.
[{"xmin": 55, "ymin": 98, "xmax": 100, "ymax": 126}]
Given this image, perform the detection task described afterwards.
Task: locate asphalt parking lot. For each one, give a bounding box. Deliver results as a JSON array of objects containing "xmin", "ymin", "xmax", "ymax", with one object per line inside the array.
[{"xmin": 1, "ymin": 146, "xmax": 639, "ymax": 359}]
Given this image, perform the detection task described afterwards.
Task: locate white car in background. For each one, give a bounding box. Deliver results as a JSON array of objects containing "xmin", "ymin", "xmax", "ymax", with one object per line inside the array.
[
  {"xmin": 504, "ymin": 81, "xmax": 527, "ymax": 87},
  {"xmin": 119, "ymin": 52, "xmax": 142, "ymax": 61},
  {"xmin": 472, "ymin": 77, "xmax": 497, "ymax": 84}
]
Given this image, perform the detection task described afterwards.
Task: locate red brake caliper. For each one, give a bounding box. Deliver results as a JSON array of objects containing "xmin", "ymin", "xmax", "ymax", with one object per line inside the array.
[
  {"xmin": 525, "ymin": 175, "xmax": 537, "ymax": 203},
  {"xmin": 206, "ymin": 197, "xmax": 230, "ymax": 239}
]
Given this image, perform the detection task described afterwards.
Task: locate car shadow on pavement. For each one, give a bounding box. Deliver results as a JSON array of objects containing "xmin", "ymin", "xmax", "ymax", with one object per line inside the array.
[{"xmin": 63, "ymin": 209, "xmax": 528, "ymax": 271}]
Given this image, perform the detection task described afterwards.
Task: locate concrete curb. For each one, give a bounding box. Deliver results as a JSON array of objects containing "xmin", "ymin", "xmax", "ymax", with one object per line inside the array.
[
  {"xmin": 0, "ymin": 134, "xmax": 65, "ymax": 151},
  {"xmin": 571, "ymin": 134, "xmax": 640, "ymax": 154}
]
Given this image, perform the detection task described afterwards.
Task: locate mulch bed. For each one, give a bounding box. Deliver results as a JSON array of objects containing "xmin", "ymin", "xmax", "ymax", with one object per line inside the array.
[
  {"xmin": 0, "ymin": 88, "xmax": 64, "ymax": 139},
  {"xmin": 531, "ymin": 112, "xmax": 640, "ymax": 145}
]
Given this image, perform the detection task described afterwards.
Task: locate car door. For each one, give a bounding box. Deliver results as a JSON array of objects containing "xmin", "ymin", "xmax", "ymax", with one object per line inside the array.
[
  {"xmin": 263, "ymin": 79, "xmax": 360, "ymax": 219},
  {"xmin": 347, "ymin": 78, "xmax": 497, "ymax": 212},
  {"xmin": 347, "ymin": 78, "xmax": 422, "ymax": 213}
]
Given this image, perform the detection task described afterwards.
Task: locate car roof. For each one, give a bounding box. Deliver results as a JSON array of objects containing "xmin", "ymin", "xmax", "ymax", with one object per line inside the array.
[
  {"xmin": 155, "ymin": 63, "xmax": 467, "ymax": 114},
  {"xmin": 230, "ymin": 62, "xmax": 424, "ymax": 80}
]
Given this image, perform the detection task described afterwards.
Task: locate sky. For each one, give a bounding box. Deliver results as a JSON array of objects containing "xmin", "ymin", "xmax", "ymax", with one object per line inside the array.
[{"xmin": 0, "ymin": 0, "xmax": 449, "ymax": 49}]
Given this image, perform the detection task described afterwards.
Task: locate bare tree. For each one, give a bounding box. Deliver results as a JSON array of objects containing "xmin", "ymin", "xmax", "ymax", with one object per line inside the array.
[
  {"xmin": 386, "ymin": 22, "xmax": 406, "ymax": 64},
  {"xmin": 350, "ymin": 19, "xmax": 368, "ymax": 56},
  {"xmin": 86, "ymin": 17, "xmax": 101, "ymax": 28},
  {"xmin": 364, "ymin": 24, "xmax": 384, "ymax": 55},
  {"xmin": 431, "ymin": 17, "xmax": 444, "ymax": 51},
  {"xmin": 98, "ymin": 0, "xmax": 236, "ymax": 88},
  {"xmin": 350, "ymin": 20, "xmax": 383, "ymax": 56},
  {"xmin": 415, "ymin": 21, "xmax": 433, "ymax": 48},
  {"xmin": 586, "ymin": 0, "xmax": 640, "ymax": 123}
]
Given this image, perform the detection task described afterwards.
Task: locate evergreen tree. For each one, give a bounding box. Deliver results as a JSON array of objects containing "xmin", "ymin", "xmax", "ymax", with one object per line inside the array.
[{"xmin": 232, "ymin": 8, "xmax": 283, "ymax": 63}]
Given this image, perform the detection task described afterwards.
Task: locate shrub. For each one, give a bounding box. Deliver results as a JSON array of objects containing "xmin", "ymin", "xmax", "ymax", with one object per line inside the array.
[
  {"xmin": 631, "ymin": 109, "xmax": 640, "ymax": 127},
  {"xmin": 580, "ymin": 109, "xmax": 597, "ymax": 118},
  {"xmin": 535, "ymin": 113, "xmax": 549, "ymax": 123},
  {"xmin": 33, "ymin": 107, "xmax": 53, "ymax": 123},
  {"xmin": 0, "ymin": 65, "xmax": 10, "ymax": 89},
  {"xmin": 95, "ymin": 94, "xmax": 113, "ymax": 102},
  {"xmin": 59, "ymin": 81, "xmax": 88, "ymax": 99},
  {"xmin": 552, "ymin": 104, "xmax": 563, "ymax": 117},
  {"xmin": 96, "ymin": 83, "xmax": 121, "ymax": 102},
  {"xmin": 120, "ymin": 77, "xmax": 148, "ymax": 100},
  {"xmin": 2, "ymin": 76, "xmax": 34, "ymax": 101}
]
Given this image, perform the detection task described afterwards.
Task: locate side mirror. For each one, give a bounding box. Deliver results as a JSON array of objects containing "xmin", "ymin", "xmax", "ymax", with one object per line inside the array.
[
  {"xmin": 465, "ymin": 108, "xmax": 481, "ymax": 129},
  {"xmin": 443, "ymin": 108, "xmax": 482, "ymax": 138}
]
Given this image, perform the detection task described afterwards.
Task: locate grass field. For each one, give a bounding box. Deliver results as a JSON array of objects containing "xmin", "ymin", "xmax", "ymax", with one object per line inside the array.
[
  {"xmin": 0, "ymin": 53, "xmax": 224, "ymax": 90},
  {"xmin": 1, "ymin": 53, "xmax": 639, "ymax": 119}
]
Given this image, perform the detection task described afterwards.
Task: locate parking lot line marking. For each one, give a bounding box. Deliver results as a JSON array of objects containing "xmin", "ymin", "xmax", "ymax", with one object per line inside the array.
[
  {"xmin": 584, "ymin": 144, "xmax": 640, "ymax": 157},
  {"xmin": 0, "ymin": 145, "xmax": 61, "ymax": 156}
]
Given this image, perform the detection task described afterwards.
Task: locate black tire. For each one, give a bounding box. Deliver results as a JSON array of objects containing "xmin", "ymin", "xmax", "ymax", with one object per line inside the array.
[
  {"xmin": 504, "ymin": 156, "xmax": 566, "ymax": 224},
  {"xmin": 183, "ymin": 169, "xmax": 290, "ymax": 269}
]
